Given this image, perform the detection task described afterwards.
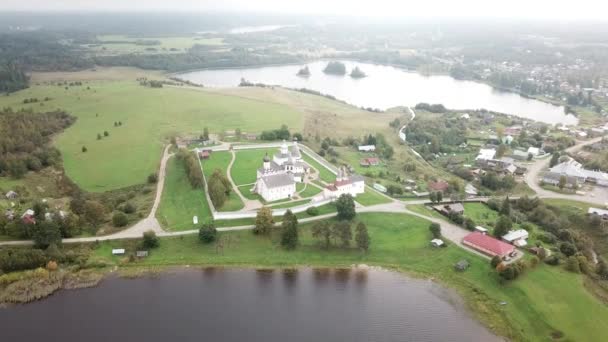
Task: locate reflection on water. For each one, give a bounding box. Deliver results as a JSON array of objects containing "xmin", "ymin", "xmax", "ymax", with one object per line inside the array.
[
  {"xmin": 0, "ymin": 267, "xmax": 501, "ymax": 342},
  {"xmin": 177, "ymin": 60, "xmax": 577, "ymax": 125}
]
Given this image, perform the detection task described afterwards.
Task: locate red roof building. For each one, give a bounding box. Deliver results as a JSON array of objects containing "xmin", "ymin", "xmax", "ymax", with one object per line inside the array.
[
  {"xmin": 462, "ymin": 232, "xmax": 515, "ymax": 258},
  {"xmin": 360, "ymin": 157, "xmax": 380, "ymax": 167},
  {"xmin": 428, "ymin": 180, "xmax": 449, "ymax": 192},
  {"xmin": 199, "ymin": 150, "xmax": 210, "ymax": 159}
]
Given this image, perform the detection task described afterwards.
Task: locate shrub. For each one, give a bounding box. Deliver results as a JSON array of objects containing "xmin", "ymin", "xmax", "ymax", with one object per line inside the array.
[
  {"xmin": 429, "ymin": 223, "xmax": 441, "ymax": 238},
  {"xmin": 142, "ymin": 230, "xmax": 159, "ymax": 249},
  {"xmin": 112, "ymin": 212, "xmax": 128, "ymax": 227},
  {"xmin": 147, "ymin": 173, "xmax": 158, "ymax": 184},
  {"xmin": 559, "ymin": 242, "xmax": 577, "ymax": 257},
  {"xmin": 46, "ymin": 260, "xmax": 58, "ymax": 271},
  {"xmin": 0, "ymin": 248, "xmax": 47, "ymax": 273},
  {"xmin": 199, "ymin": 223, "xmax": 217, "ymax": 244},
  {"xmin": 538, "ymin": 232, "xmax": 557, "ymax": 244},
  {"xmin": 545, "ymin": 255, "xmax": 560, "ymax": 266},
  {"xmin": 121, "ymin": 202, "xmax": 136, "ymax": 214},
  {"xmin": 565, "ymin": 256, "xmax": 581, "ymax": 273},
  {"xmin": 306, "ymin": 206, "xmax": 319, "ymax": 216},
  {"xmin": 490, "ymin": 255, "xmax": 502, "ymax": 268}
]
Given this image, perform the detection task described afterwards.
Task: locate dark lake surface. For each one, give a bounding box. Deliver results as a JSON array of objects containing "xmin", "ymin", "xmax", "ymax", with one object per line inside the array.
[
  {"xmin": 0, "ymin": 268, "xmax": 500, "ymax": 342},
  {"xmin": 177, "ymin": 60, "xmax": 576, "ymax": 125}
]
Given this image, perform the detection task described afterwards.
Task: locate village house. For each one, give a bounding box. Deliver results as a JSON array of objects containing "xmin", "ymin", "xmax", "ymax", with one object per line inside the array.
[
  {"xmin": 428, "ymin": 180, "xmax": 449, "ymax": 192},
  {"xmin": 462, "ymin": 231, "xmax": 516, "ymax": 259},
  {"xmin": 432, "ymin": 203, "xmax": 465, "ymax": 216},
  {"xmin": 588, "ymin": 207, "xmax": 608, "ymax": 220},
  {"xmin": 21, "ymin": 209, "xmax": 36, "ymax": 225},
  {"xmin": 358, "ymin": 145, "xmax": 376, "ymax": 152},
  {"xmin": 544, "ymin": 158, "xmax": 608, "ymax": 187},
  {"xmin": 502, "ymin": 229, "xmax": 529, "ymax": 247},
  {"xmin": 360, "ymin": 157, "xmax": 380, "ymax": 167},
  {"xmin": 254, "ymin": 140, "xmax": 308, "ymax": 202}
]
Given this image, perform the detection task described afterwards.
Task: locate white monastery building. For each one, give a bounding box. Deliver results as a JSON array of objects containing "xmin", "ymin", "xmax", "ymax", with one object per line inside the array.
[
  {"xmin": 255, "ymin": 140, "xmax": 309, "ymax": 202},
  {"xmin": 323, "ymin": 167, "xmax": 365, "ymax": 199}
]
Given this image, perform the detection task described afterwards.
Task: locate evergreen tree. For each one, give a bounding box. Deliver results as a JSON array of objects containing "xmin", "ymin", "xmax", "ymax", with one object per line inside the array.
[
  {"xmin": 494, "ymin": 215, "xmax": 512, "ymax": 237},
  {"xmin": 500, "ymin": 196, "xmax": 511, "ymax": 216},
  {"xmin": 199, "ymin": 222, "xmax": 217, "ymax": 244},
  {"xmin": 550, "ymin": 152, "xmax": 560, "ymax": 168},
  {"xmin": 280, "ymin": 210, "xmax": 299, "ymax": 250},
  {"xmin": 355, "ymin": 222, "xmax": 370, "ymax": 252}
]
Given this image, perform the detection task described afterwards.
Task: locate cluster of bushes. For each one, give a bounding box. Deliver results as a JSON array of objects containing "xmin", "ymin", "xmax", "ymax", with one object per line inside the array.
[
  {"xmin": 259, "ymin": 124, "xmax": 291, "ymax": 141},
  {"xmin": 0, "ymin": 108, "xmax": 75, "ymax": 178},
  {"xmin": 414, "ymin": 103, "xmax": 447, "ymax": 113},
  {"xmin": 208, "ymin": 169, "xmax": 231, "ymax": 209},
  {"xmin": 176, "ymin": 150, "xmax": 204, "ymax": 188},
  {"xmin": 480, "ymin": 172, "xmax": 515, "ymax": 191}
]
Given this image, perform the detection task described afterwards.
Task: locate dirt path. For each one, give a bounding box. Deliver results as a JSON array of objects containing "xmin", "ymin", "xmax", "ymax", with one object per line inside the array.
[{"xmin": 227, "ymin": 150, "xmax": 262, "ymax": 211}]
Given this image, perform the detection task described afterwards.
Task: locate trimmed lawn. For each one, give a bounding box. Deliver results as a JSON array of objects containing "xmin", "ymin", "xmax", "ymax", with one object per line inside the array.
[
  {"xmin": 269, "ymin": 199, "xmax": 311, "ymax": 209},
  {"xmin": 231, "ymin": 148, "xmax": 276, "ymax": 186},
  {"xmin": 407, "ymin": 204, "xmax": 446, "ymax": 220},
  {"xmin": 219, "ymin": 191, "xmax": 245, "ymax": 212},
  {"xmin": 298, "ymin": 183, "xmax": 322, "ymax": 198},
  {"xmin": 92, "ymin": 212, "xmax": 608, "ymax": 341},
  {"xmin": 301, "ymin": 153, "xmax": 335, "ymax": 183},
  {"xmin": 463, "ymin": 203, "xmax": 499, "ymax": 227},
  {"xmin": 156, "ymin": 158, "xmax": 212, "ymax": 231},
  {"xmin": 354, "ymin": 188, "xmax": 392, "ymax": 206},
  {"xmin": 0, "ymin": 82, "xmax": 303, "ymax": 192},
  {"xmin": 237, "ymin": 184, "xmax": 259, "ymax": 201}
]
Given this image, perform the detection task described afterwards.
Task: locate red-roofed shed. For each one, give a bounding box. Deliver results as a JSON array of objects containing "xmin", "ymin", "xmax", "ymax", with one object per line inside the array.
[{"xmin": 462, "ymin": 231, "xmax": 515, "ymax": 258}]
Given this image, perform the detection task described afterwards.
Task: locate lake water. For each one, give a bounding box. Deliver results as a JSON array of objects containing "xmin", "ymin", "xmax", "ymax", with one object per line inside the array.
[
  {"xmin": 0, "ymin": 268, "xmax": 500, "ymax": 342},
  {"xmin": 177, "ymin": 60, "xmax": 577, "ymax": 125}
]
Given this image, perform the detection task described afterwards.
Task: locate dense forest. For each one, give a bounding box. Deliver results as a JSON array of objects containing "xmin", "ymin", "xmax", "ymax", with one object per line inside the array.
[
  {"xmin": 0, "ymin": 32, "xmax": 93, "ymax": 72},
  {"xmin": 96, "ymin": 47, "xmax": 303, "ymax": 72},
  {"xmin": 0, "ymin": 63, "xmax": 28, "ymax": 93},
  {"xmin": 0, "ymin": 108, "xmax": 75, "ymax": 178}
]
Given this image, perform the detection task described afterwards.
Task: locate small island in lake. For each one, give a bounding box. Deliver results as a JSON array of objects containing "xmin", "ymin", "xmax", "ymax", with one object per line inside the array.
[
  {"xmin": 296, "ymin": 66, "xmax": 311, "ymax": 77},
  {"xmin": 350, "ymin": 66, "xmax": 367, "ymax": 78},
  {"xmin": 323, "ymin": 61, "xmax": 346, "ymax": 75}
]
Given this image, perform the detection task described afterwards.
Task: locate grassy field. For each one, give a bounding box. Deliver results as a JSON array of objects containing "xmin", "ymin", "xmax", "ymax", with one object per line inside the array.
[
  {"xmin": 335, "ymin": 147, "xmax": 388, "ymax": 177},
  {"xmin": 87, "ymin": 35, "xmax": 225, "ymax": 55},
  {"xmin": 297, "ymin": 183, "xmax": 323, "ymax": 198},
  {"xmin": 301, "ymin": 153, "xmax": 336, "ymax": 183},
  {"xmin": 231, "ymin": 148, "xmax": 276, "ymax": 186},
  {"xmin": 156, "ymin": 158, "xmax": 212, "ymax": 230},
  {"xmin": 269, "ymin": 199, "xmax": 311, "ymax": 209},
  {"xmin": 91, "ymin": 212, "xmax": 608, "ymax": 341},
  {"xmin": 354, "ymin": 188, "xmax": 393, "ymax": 206},
  {"xmin": 0, "ymin": 82, "xmax": 303, "ymax": 192},
  {"xmin": 463, "ymin": 203, "xmax": 499, "ymax": 227}
]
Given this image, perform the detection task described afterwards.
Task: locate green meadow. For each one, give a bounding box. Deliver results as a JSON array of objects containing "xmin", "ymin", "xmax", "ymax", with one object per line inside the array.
[
  {"xmin": 0, "ymin": 82, "xmax": 303, "ymax": 192},
  {"xmin": 92, "ymin": 212, "xmax": 608, "ymax": 341},
  {"xmin": 156, "ymin": 157, "xmax": 213, "ymax": 230}
]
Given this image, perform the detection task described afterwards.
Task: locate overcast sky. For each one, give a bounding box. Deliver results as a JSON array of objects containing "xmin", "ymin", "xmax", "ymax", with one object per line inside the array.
[{"xmin": 1, "ymin": 0, "xmax": 606, "ymax": 20}]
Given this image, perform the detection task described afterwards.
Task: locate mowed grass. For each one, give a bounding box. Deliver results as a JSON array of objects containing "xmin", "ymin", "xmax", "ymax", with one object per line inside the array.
[
  {"xmin": 463, "ymin": 203, "xmax": 499, "ymax": 227},
  {"xmin": 301, "ymin": 153, "xmax": 335, "ymax": 183},
  {"xmin": 231, "ymin": 148, "xmax": 276, "ymax": 186},
  {"xmin": 354, "ymin": 188, "xmax": 392, "ymax": 206},
  {"xmin": 200, "ymin": 151, "xmax": 244, "ymax": 212},
  {"xmin": 156, "ymin": 157, "xmax": 212, "ymax": 231},
  {"xmin": 91, "ymin": 212, "xmax": 608, "ymax": 341},
  {"xmin": 0, "ymin": 82, "xmax": 303, "ymax": 192},
  {"xmin": 298, "ymin": 183, "xmax": 322, "ymax": 198}
]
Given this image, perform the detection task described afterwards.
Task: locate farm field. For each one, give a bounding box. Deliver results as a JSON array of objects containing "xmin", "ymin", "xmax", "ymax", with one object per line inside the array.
[
  {"xmin": 0, "ymin": 81, "xmax": 303, "ymax": 192},
  {"xmin": 156, "ymin": 158, "xmax": 213, "ymax": 231},
  {"xmin": 86, "ymin": 35, "xmax": 225, "ymax": 55},
  {"xmin": 92, "ymin": 212, "xmax": 608, "ymax": 342}
]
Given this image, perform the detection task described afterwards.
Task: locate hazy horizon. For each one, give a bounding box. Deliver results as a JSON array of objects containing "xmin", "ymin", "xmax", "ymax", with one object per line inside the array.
[{"xmin": 1, "ymin": 0, "xmax": 608, "ymax": 21}]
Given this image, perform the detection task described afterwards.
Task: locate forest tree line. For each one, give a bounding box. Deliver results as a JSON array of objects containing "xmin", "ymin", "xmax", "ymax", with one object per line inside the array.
[{"xmin": 0, "ymin": 108, "xmax": 76, "ymax": 178}]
